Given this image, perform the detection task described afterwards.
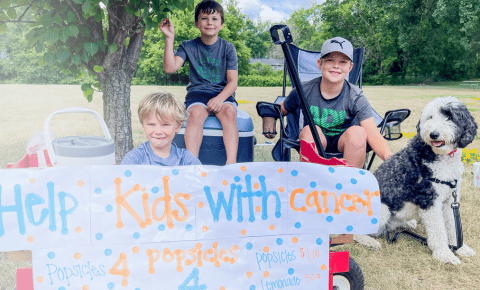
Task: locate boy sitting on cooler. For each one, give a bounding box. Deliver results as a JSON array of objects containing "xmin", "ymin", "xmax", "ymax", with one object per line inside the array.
[{"xmin": 159, "ymin": 0, "xmax": 239, "ymax": 165}]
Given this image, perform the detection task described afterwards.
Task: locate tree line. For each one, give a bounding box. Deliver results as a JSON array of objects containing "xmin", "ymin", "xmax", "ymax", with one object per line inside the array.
[
  {"xmin": 3, "ymin": 0, "xmax": 478, "ymax": 88},
  {"xmin": 290, "ymin": 0, "xmax": 480, "ymax": 84}
]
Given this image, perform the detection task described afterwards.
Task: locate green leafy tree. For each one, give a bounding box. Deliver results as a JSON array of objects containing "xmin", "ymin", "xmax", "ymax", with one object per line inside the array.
[
  {"xmin": 244, "ymin": 18, "xmax": 271, "ymax": 59},
  {"xmin": 288, "ymin": 4, "xmax": 324, "ymax": 51},
  {"xmin": 0, "ymin": 21, "xmax": 67, "ymax": 83},
  {"xmin": 0, "ymin": 0, "xmax": 193, "ymax": 163}
]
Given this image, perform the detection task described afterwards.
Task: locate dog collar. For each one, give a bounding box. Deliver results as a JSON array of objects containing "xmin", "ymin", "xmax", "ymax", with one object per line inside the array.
[
  {"xmin": 448, "ymin": 149, "xmax": 457, "ymax": 157},
  {"xmin": 427, "ymin": 178, "xmax": 458, "ymax": 189}
]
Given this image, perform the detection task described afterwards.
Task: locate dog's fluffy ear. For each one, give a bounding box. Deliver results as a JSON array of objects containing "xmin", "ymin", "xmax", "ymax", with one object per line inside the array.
[
  {"xmin": 455, "ymin": 105, "xmax": 478, "ymax": 148},
  {"xmin": 416, "ymin": 120, "xmax": 421, "ymax": 135}
]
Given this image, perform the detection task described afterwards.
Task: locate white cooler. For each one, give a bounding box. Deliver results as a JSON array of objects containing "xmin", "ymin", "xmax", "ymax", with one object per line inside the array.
[
  {"xmin": 173, "ymin": 110, "xmax": 255, "ymax": 165},
  {"xmin": 44, "ymin": 108, "xmax": 115, "ymax": 166}
]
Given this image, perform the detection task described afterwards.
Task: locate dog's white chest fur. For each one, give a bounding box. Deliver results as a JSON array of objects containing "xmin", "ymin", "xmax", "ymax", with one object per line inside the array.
[{"xmin": 424, "ymin": 150, "xmax": 464, "ymax": 201}]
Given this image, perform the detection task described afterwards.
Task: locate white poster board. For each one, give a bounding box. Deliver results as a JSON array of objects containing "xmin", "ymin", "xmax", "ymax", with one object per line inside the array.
[{"xmin": 0, "ymin": 163, "xmax": 380, "ymax": 289}]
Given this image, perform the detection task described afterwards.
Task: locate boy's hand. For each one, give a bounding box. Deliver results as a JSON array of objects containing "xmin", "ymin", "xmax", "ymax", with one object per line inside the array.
[
  {"xmin": 159, "ymin": 18, "xmax": 175, "ymax": 38},
  {"xmin": 207, "ymin": 97, "xmax": 224, "ymax": 114}
]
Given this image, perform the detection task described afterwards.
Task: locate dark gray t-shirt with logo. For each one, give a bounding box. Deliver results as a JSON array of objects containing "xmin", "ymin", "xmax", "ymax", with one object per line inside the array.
[
  {"xmin": 175, "ymin": 37, "xmax": 238, "ymax": 95},
  {"xmin": 284, "ymin": 77, "xmax": 373, "ymax": 137}
]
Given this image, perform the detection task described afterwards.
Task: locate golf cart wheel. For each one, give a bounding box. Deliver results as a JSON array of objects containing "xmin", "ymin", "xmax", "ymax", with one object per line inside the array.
[{"xmin": 332, "ymin": 257, "xmax": 364, "ymax": 290}]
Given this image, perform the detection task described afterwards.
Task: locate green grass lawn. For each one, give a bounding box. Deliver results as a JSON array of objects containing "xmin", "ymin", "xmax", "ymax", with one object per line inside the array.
[{"xmin": 0, "ymin": 84, "xmax": 479, "ymax": 290}]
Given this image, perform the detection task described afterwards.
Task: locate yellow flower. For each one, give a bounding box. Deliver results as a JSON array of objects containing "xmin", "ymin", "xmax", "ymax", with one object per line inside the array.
[
  {"xmin": 401, "ymin": 132, "xmax": 417, "ymax": 138},
  {"xmin": 237, "ymin": 100, "xmax": 255, "ymax": 104}
]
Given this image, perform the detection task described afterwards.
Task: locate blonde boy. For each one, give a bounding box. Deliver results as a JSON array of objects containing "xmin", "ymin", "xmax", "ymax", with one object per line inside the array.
[
  {"xmin": 121, "ymin": 92, "xmax": 201, "ymax": 166},
  {"xmin": 159, "ymin": 0, "xmax": 239, "ymax": 165}
]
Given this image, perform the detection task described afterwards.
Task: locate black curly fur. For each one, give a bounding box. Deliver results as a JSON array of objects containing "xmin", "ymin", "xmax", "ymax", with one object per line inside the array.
[
  {"xmin": 374, "ymin": 135, "xmax": 438, "ymax": 212},
  {"xmin": 442, "ymin": 102, "xmax": 478, "ymax": 148}
]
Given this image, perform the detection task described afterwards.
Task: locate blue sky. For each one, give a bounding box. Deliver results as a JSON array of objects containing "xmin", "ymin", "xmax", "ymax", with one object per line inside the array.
[{"xmin": 235, "ymin": 0, "xmax": 325, "ymax": 22}]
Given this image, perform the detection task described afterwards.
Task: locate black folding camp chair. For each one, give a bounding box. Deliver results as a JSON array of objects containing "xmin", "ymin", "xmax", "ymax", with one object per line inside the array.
[{"xmin": 257, "ymin": 25, "xmax": 411, "ymax": 170}]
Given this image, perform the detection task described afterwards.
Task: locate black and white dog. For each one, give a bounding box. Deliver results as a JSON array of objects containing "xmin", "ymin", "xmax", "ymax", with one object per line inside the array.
[{"xmin": 354, "ymin": 96, "xmax": 478, "ymax": 265}]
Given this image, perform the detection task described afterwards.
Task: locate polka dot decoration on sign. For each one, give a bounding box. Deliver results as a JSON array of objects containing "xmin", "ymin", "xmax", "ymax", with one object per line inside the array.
[
  {"xmin": 94, "ymin": 188, "xmax": 102, "ymax": 194},
  {"xmin": 246, "ymin": 242, "xmax": 253, "ymax": 250},
  {"xmin": 151, "ymin": 186, "xmax": 159, "ymax": 194},
  {"xmin": 124, "ymin": 170, "xmax": 132, "ymax": 177},
  {"xmin": 371, "ymin": 218, "xmax": 378, "ymax": 224},
  {"xmin": 351, "ymin": 178, "xmax": 357, "ymax": 184},
  {"xmin": 346, "ymin": 225, "xmax": 353, "ymax": 232},
  {"xmin": 336, "ymin": 183, "xmax": 342, "ymax": 190},
  {"xmin": 104, "ymin": 249, "xmax": 112, "ymax": 256},
  {"xmin": 291, "ymin": 170, "xmax": 298, "ymax": 176},
  {"xmin": 328, "ymin": 167, "xmax": 335, "ymax": 173},
  {"xmin": 172, "ymin": 169, "xmax": 179, "ymax": 175}
]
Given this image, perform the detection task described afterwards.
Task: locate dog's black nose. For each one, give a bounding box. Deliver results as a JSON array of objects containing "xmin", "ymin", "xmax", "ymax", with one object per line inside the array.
[{"xmin": 430, "ymin": 132, "xmax": 440, "ymax": 139}]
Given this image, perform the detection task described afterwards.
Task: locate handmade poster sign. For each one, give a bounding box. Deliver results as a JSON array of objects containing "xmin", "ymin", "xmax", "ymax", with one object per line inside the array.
[{"xmin": 0, "ymin": 163, "xmax": 380, "ymax": 289}]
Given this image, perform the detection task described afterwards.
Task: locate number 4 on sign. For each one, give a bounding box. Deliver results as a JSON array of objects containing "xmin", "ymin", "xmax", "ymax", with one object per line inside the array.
[
  {"xmin": 109, "ymin": 252, "xmax": 130, "ymax": 287},
  {"xmin": 178, "ymin": 268, "xmax": 207, "ymax": 290}
]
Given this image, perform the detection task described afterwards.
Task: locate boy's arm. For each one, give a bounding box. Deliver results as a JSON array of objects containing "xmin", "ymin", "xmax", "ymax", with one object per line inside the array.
[
  {"xmin": 206, "ymin": 69, "xmax": 238, "ymax": 113},
  {"xmin": 160, "ymin": 18, "xmax": 184, "ymax": 73},
  {"xmin": 360, "ymin": 117, "xmax": 393, "ymax": 160}
]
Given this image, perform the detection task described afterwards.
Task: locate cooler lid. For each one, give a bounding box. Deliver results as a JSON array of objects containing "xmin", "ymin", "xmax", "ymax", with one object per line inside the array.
[
  {"xmin": 52, "ymin": 136, "xmax": 114, "ymax": 158},
  {"xmin": 183, "ymin": 110, "xmax": 254, "ymax": 132}
]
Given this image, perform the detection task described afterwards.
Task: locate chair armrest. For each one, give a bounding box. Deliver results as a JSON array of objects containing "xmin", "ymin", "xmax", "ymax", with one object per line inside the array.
[
  {"xmin": 256, "ymin": 101, "xmax": 282, "ymax": 119},
  {"xmin": 379, "ymin": 108, "xmax": 412, "ymax": 140}
]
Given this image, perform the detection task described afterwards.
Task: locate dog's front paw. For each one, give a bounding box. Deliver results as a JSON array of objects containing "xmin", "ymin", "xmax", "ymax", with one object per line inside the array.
[
  {"xmin": 456, "ymin": 244, "xmax": 476, "ymax": 257},
  {"xmin": 353, "ymin": 234, "xmax": 382, "ymax": 250},
  {"xmin": 433, "ymin": 250, "xmax": 461, "ymax": 265}
]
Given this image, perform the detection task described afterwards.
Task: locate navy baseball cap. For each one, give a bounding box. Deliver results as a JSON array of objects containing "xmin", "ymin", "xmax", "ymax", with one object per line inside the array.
[{"xmin": 320, "ymin": 37, "xmax": 353, "ymax": 61}]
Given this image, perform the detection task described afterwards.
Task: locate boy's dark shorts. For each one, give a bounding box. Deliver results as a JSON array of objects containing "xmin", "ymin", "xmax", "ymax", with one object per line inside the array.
[
  {"xmin": 324, "ymin": 134, "xmax": 342, "ymax": 153},
  {"xmin": 185, "ymin": 91, "xmax": 237, "ymax": 113}
]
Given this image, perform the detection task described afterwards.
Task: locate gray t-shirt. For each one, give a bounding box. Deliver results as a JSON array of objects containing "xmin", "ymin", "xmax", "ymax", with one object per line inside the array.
[
  {"xmin": 284, "ymin": 77, "xmax": 373, "ymax": 137},
  {"xmin": 175, "ymin": 37, "xmax": 238, "ymax": 94},
  {"xmin": 120, "ymin": 142, "xmax": 201, "ymax": 166}
]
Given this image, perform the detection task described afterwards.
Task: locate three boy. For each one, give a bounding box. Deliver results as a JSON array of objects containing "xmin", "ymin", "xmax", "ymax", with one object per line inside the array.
[{"xmin": 124, "ymin": 0, "xmax": 390, "ymax": 168}]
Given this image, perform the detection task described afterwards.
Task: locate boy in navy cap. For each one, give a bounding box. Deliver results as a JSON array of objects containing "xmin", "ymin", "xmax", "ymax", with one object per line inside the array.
[{"xmin": 265, "ymin": 37, "xmax": 392, "ymax": 168}]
